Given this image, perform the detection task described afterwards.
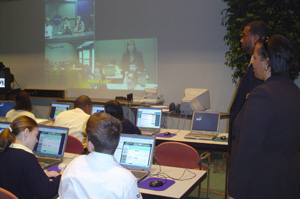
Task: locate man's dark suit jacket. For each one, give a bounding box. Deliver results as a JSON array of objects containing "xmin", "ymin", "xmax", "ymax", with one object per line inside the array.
[
  {"xmin": 229, "ymin": 74, "xmax": 300, "ymax": 199},
  {"xmin": 228, "ymin": 64, "xmax": 263, "ymax": 154}
]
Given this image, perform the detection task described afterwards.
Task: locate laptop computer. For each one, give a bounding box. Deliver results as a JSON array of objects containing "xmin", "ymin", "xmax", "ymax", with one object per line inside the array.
[
  {"xmin": 33, "ymin": 125, "xmax": 69, "ymax": 169},
  {"xmin": 91, "ymin": 105, "xmax": 105, "ymax": 114},
  {"xmin": 0, "ymin": 101, "xmax": 14, "ymax": 121},
  {"xmin": 48, "ymin": 102, "xmax": 71, "ymax": 121},
  {"xmin": 136, "ymin": 107, "xmax": 162, "ymax": 135},
  {"xmin": 0, "ymin": 121, "xmax": 10, "ymax": 134},
  {"xmin": 114, "ymin": 134, "xmax": 156, "ymax": 182},
  {"xmin": 184, "ymin": 111, "xmax": 220, "ymax": 140}
]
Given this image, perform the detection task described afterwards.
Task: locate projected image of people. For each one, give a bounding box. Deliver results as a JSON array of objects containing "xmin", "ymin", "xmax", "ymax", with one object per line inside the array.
[
  {"xmin": 121, "ymin": 40, "xmax": 145, "ymax": 74},
  {"xmin": 60, "ymin": 17, "xmax": 72, "ymax": 35},
  {"xmin": 73, "ymin": 16, "xmax": 85, "ymax": 33},
  {"xmin": 45, "ymin": 18, "xmax": 53, "ymax": 38}
]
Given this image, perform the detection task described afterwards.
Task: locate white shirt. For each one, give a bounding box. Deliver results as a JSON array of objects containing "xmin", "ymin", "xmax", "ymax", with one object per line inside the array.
[
  {"xmin": 5, "ymin": 109, "xmax": 36, "ymax": 123},
  {"xmin": 54, "ymin": 108, "xmax": 90, "ymax": 145},
  {"xmin": 59, "ymin": 152, "xmax": 142, "ymax": 199}
]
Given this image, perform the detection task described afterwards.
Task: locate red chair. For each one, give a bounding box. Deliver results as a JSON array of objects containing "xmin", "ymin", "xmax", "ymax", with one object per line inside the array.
[
  {"xmin": 155, "ymin": 142, "xmax": 211, "ymax": 199},
  {"xmin": 65, "ymin": 135, "xmax": 84, "ymax": 154},
  {"xmin": 0, "ymin": 187, "xmax": 18, "ymax": 199}
]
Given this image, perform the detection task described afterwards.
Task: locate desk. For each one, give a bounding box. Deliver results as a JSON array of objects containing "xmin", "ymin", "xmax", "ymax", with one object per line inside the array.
[
  {"xmin": 157, "ymin": 129, "xmax": 228, "ymax": 152},
  {"xmin": 140, "ymin": 165, "xmax": 206, "ymax": 199}
]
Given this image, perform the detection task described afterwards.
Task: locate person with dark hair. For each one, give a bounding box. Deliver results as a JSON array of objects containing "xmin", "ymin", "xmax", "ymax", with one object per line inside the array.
[
  {"xmin": 228, "ymin": 21, "xmax": 271, "ymax": 154},
  {"xmin": 228, "ymin": 35, "xmax": 300, "ymax": 199},
  {"xmin": 59, "ymin": 113, "xmax": 142, "ymax": 199},
  {"xmin": 121, "ymin": 40, "xmax": 145, "ymax": 73},
  {"xmin": 60, "ymin": 17, "xmax": 72, "ymax": 35},
  {"xmin": 73, "ymin": 15, "xmax": 85, "ymax": 33},
  {"xmin": 54, "ymin": 95, "xmax": 92, "ymax": 146},
  {"xmin": 5, "ymin": 90, "xmax": 36, "ymax": 122},
  {"xmin": 104, "ymin": 100, "xmax": 141, "ymax": 135},
  {"xmin": 0, "ymin": 115, "xmax": 61, "ymax": 199}
]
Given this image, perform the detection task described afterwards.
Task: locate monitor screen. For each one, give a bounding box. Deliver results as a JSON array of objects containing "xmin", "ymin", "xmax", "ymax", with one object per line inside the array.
[
  {"xmin": 49, "ymin": 103, "xmax": 70, "ymax": 120},
  {"xmin": 0, "ymin": 67, "xmax": 12, "ymax": 92},
  {"xmin": 91, "ymin": 105, "xmax": 104, "ymax": 114},
  {"xmin": 0, "ymin": 101, "xmax": 15, "ymax": 117}
]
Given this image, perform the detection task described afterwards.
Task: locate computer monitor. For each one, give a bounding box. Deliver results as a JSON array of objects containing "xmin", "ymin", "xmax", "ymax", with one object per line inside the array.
[
  {"xmin": 180, "ymin": 88, "xmax": 210, "ymax": 115},
  {"xmin": 48, "ymin": 102, "xmax": 71, "ymax": 120},
  {"xmin": 0, "ymin": 66, "xmax": 13, "ymax": 93},
  {"xmin": 0, "ymin": 101, "xmax": 14, "ymax": 117}
]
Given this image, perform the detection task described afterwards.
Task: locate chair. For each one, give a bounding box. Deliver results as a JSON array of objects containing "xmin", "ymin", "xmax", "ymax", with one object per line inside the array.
[
  {"xmin": 65, "ymin": 135, "xmax": 84, "ymax": 154},
  {"xmin": 0, "ymin": 187, "xmax": 18, "ymax": 199},
  {"xmin": 155, "ymin": 142, "xmax": 211, "ymax": 199}
]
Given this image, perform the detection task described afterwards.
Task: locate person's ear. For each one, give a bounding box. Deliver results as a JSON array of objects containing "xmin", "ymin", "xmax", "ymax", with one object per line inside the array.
[
  {"xmin": 253, "ymin": 34, "xmax": 260, "ymax": 44},
  {"xmin": 23, "ymin": 128, "xmax": 30, "ymax": 137},
  {"xmin": 87, "ymin": 140, "xmax": 95, "ymax": 152}
]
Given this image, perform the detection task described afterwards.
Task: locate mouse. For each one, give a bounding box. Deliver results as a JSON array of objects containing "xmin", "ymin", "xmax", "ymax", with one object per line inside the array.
[
  {"xmin": 58, "ymin": 163, "xmax": 67, "ymax": 170},
  {"xmin": 164, "ymin": 132, "xmax": 171, "ymax": 136},
  {"xmin": 149, "ymin": 180, "xmax": 164, "ymax": 187},
  {"xmin": 220, "ymin": 136, "xmax": 227, "ymax": 140}
]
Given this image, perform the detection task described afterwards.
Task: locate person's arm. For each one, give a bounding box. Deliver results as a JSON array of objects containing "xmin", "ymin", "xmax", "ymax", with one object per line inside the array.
[{"xmin": 229, "ymin": 86, "xmax": 273, "ymax": 198}]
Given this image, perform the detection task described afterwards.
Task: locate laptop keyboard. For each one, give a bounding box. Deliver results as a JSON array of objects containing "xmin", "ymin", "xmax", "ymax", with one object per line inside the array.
[{"xmin": 131, "ymin": 170, "xmax": 147, "ymax": 178}]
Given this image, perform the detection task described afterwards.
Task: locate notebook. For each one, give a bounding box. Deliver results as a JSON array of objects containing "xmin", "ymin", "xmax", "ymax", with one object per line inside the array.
[
  {"xmin": 114, "ymin": 134, "xmax": 156, "ymax": 182},
  {"xmin": 48, "ymin": 102, "xmax": 71, "ymax": 120},
  {"xmin": 91, "ymin": 105, "xmax": 105, "ymax": 114},
  {"xmin": 184, "ymin": 111, "xmax": 220, "ymax": 140},
  {"xmin": 136, "ymin": 107, "xmax": 162, "ymax": 135},
  {"xmin": 0, "ymin": 101, "xmax": 14, "ymax": 121},
  {"xmin": 0, "ymin": 121, "xmax": 10, "ymax": 134},
  {"xmin": 33, "ymin": 125, "xmax": 69, "ymax": 169}
]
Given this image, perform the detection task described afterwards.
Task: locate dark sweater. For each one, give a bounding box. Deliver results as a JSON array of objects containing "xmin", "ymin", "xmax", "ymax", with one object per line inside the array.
[
  {"xmin": 0, "ymin": 148, "xmax": 61, "ymax": 199},
  {"xmin": 122, "ymin": 119, "xmax": 141, "ymax": 135}
]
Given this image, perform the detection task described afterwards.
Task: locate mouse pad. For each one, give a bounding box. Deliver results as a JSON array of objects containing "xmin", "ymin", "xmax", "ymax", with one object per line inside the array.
[
  {"xmin": 155, "ymin": 133, "xmax": 176, "ymax": 138},
  {"xmin": 213, "ymin": 136, "xmax": 228, "ymax": 142},
  {"xmin": 138, "ymin": 177, "xmax": 175, "ymax": 191},
  {"xmin": 46, "ymin": 164, "xmax": 60, "ymax": 172}
]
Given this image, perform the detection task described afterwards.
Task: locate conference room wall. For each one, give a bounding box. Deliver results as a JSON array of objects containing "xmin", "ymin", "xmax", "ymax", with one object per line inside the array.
[{"xmin": 6, "ymin": 1, "xmax": 300, "ymax": 133}]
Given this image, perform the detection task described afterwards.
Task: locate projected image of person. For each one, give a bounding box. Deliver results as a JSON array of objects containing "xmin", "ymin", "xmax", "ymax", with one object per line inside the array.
[
  {"xmin": 60, "ymin": 17, "xmax": 72, "ymax": 35},
  {"xmin": 121, "ymin": 40, "xmax": 145, "ymax": 74},
  {"xmin": 86, "ymin": 14, "xmax": 94, "ymax": 32},
  {"xmin": 45, "ymin": 17, "xmax": 53, "ymax": 38},
  {"xmin": 73, "ymin": 15, "xmax": 85, "ymax": 33}
]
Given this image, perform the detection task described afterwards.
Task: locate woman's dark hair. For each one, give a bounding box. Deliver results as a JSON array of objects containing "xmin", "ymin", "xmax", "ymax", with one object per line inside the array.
[
  {"xmin": 104, "ymin": 100, "xmax": 124, "ymax": 121},
  {"xmin": 14, "ymin": 90, "xmax": 32, "ymax": 111},
  {"xmin": 86, "ymin": 113, "xmax": 121, "ymax": 154},
  {"xmin": 258, "ymin": 34, "xmax": 296, "ymax": 77},
  {"xmin": 126, "ymin": 40, "xmax": 137, "ymax": 53},
  {"xmin": 0, "ymin": 115, "xmax": 38, "ymax": 152}
]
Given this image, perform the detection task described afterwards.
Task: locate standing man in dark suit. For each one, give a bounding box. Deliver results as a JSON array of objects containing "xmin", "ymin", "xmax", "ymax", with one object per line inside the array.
[{"xmin": 228, "ymin": 21, "xmax": 270, "ymax": 154}]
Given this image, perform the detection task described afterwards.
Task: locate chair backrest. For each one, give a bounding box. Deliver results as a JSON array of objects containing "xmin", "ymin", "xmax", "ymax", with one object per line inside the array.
[
  {"xmin": 0, "ymin": 187, "xmax": 18, "ymax": 199},
  {"xmin": 65, "ymin": 135, "xmax": 84, "ymax": 154},
  {"xmin": 155, "ymin": 142, "xmax": 200, "ymax": 169}
]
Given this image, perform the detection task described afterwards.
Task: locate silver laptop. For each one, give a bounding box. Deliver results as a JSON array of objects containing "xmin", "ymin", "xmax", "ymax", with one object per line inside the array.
[
  {"xmin": 114, "ymin": 134, "xmax": 156, "ymax": 182},
  {"xmin": 136, "ymin": 107, "xmax": 162, "ymax": 135},
  {"xmin": 0, "ymin": 101, "xmax": 14, "ymax": 121},
  {"xmin": 34, "ymin": 125, "xmax": 69, "ymax": 169},
  {"xmin": 184, "ymin": 111, "xmax": 220, "ymax": 140},
  {"xmin": 91, "ymin": 105, "xmax": 105, "ymax": 114},
  {"xmin": 38, "ymin": 102, "xmax": 71, "ymax": 124}
]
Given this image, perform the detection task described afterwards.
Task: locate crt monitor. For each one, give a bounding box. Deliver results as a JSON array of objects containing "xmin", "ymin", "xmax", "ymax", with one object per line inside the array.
[
  {"xmin": 180, "ymin": 88, "xmax": 210, "ymax": 115},
  {"xmin": 0, "ymin": 66, "xmax": 13, "ymax": 93}
]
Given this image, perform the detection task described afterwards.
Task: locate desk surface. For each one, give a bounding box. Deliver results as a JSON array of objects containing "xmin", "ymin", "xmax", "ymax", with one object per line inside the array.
[
  {"xmin": 156, "ymin": 129, "xmax": 228, "ymax": 151},
  {"xmin": 140, "ymin": 165, "xmax": 206, "ymax": 198}
]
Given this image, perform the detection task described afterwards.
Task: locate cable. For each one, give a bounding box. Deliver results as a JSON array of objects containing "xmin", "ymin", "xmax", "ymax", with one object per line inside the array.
[{"xmin": 150, "ymin": 164, "xmax": 197, "ymax": 181}]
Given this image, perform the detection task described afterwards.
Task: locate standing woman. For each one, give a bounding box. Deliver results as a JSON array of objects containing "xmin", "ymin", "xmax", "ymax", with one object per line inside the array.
[
  {"xmin": 104, "ymin": 100, "xmax": 141, "ymax": 135},
  {"xmin": 5, "ymin": 90, "xmax": 36, "ymax": 122},
  {"xmin": 228, "ymin": 34, "xmax": 300, "ymax": 199},
  {"xmin": 0, "ymin": 116, "xmax": 61, "ymax": 199}
]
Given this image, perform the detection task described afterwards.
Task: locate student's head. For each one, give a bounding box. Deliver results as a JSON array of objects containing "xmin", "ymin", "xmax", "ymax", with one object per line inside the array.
[
  {"xmin": 240, "ymin": 21, "xmax": 271, "ymax": 55},
  {"xmin": 75, "ymin": 95, "xmax": 93, "ymax": 115},
  {"xmin": 0, "ymin": 115, "xmax": 38, "ymax": 152},
  {"xmin": 126, "ymin": 40, "xmax": 137, "ymax": 53},
  {"xmin": 252, "ymin": 34, "xmax": 295, "ymax": 80},
  {"xmin": 86, "ymin": 113, "xmax": 121, "ymax": 155},
  {"xmin": 104, "ymin": 100, "xmax": 124, "ymax": 121},
  {"xmin": 14, "ymin": 90, "xmax": 33, "ymax": 112}
]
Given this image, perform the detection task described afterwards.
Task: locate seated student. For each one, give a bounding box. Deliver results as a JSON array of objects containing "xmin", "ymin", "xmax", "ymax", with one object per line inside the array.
[
  {"xmin": 54, "ymin": 95, "xmax": 92, "ymax": 146},
  {"xmin": 59, "ymin": 113, "xmax": 142, "ymax": 199},
  {"xmin": 104, "ymin": 100, "xmax": 141, "ymax": 135},
  {"xmin": 5, "ymin": 90, "xmax": 36, "ymax": 122},
  {"xmin": 0, "ymin": 115, "xmax": 61, "ymax": 199}
]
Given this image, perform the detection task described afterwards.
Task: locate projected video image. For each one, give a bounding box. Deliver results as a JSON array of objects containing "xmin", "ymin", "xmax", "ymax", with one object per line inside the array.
[{"xmin": 45, "ymin": 0, "xmax": 158, "ymax": 91}]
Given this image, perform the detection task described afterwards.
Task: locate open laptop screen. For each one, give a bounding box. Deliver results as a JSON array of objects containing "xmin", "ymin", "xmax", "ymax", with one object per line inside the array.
[
  {"xmin": 0, "ymin": 101, "xmax": 14, "ymax": 117},
  {"xmin": 191, "ymin": 111, "xmax": 220, "ymax": 132},
  {"xmin": 33, "ymin": 126, "xmax": 68, "ymax": 157},
  {"xmin": 114, "ymin": 134, "xmax": 155, "ymax": 169},
  {"xmin": 136, "ymin": 108, "xmax": 162, "ymax": 129},
  {"xmin": 49, "ymin": 103, "xmax": 71, "ymax": 120},
  {"xmin": 0, "ymin": 122, "xmax": 10, "ymax": 133},
  {"xmin": 91, "ymin": 105, "xmax": 104, "ymax": 114}
]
